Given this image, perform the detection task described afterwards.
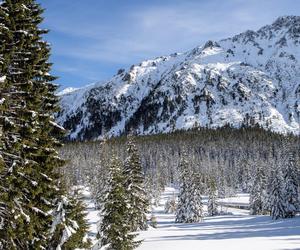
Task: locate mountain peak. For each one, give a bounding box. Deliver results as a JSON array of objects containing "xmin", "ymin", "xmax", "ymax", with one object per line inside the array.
[
  {"xmin": 57, "ymin": 17, "xmax": 300, "ymax": 140},
  {"xmin": 258, "ymin": 16, "xmax": 300, "ymax": 41},
  {"xmin": 203, "ymin": 40, "xmax": 221, "ymax": 50},
  {"xmin": 271, "ymin": 15, "xmax": 300, "ymax": 29}
]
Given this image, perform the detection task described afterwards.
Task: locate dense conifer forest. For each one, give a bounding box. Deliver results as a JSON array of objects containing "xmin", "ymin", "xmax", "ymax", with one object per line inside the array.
[{"xmin": 60, "ymin": 127, "xmax": 300, "ymax": 220}]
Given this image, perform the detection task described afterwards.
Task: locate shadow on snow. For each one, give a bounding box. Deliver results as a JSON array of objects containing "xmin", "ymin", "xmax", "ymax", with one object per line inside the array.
[{"xmin": 149, "ymin": 215, "xmax": 300, "ymax": 242}]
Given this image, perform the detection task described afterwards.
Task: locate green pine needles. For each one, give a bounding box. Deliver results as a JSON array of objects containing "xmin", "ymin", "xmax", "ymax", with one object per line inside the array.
[{"xmin": 0, "ymin": 1, "xmax": 89, "ymax": 249}]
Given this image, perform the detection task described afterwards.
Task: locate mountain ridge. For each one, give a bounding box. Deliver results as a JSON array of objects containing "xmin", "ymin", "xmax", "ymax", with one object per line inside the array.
[{"xmin": 56, "ymin": 16, "xmax": 300, "ymax": 140}]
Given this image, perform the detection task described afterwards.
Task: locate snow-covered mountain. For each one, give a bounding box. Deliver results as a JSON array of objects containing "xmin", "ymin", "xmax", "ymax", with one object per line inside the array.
[{"xmin": 57, "ymin": 16, "xmax": 300, "ymax": 140}]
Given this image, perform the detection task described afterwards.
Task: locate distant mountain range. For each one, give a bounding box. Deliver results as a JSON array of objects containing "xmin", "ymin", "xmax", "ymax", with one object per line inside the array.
[{"xmin": 56, "ymin": 16, "xmax": 300, "ymax": 140}]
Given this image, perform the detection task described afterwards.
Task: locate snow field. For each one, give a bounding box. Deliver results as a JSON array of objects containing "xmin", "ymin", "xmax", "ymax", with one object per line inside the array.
[
  {"xmin": 137, "ymin": 187, "xmax": 300, "ymax": 250},
  {"xmin": 80, "ymin": 186, "xmax": 300, "ymax": 250}
]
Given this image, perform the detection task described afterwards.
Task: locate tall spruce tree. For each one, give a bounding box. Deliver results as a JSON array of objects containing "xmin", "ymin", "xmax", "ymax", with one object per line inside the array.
[
  {"xmin": 0, "ymin": 3, "xmax": 24, "ymax": 247},
  {"xmin": 100, "ymin": 155, "xmax": 140, "ymax": 250},
  {"xmin": 270, "ymin": 164, "xmax": 286, "ymax": 220},
  {"xmin": 190, "ymin": 171, "xmax": 204, "ymax": 222},
  {"xmin": 123, "ymin": 136, "xmax": 149, "ymax": 231},
  {"xmin": 263, "ymin": 155, "xmax": 275, "ymax": 215},
  {"xmin": 0, "ymin": 1, "xmax": 87, "ymax": 248},
  {"xmin": 249, "ymin": 164, "xmax": 265, "ymax": 215},
  {"xmin": 207, "ymin": 177, "xmax": 219, "ymax": 216},
  {"xmin": 175, "ymin": 152, "xmax": 203, "ymax": 223},
  {"xmin": 282, "ymin": 151, "xmax": 299, "ymax": 218},
  {"xmin": 175, "ymin": 153, "xmax": 189, "ymax": 223}
]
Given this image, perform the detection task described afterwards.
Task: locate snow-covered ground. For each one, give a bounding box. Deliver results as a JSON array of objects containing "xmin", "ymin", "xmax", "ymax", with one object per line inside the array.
[
  {"xmin": 80, "ymin": 187, "xmax": 100, "ymax": 246},
  {"xmin": 219, "ymin": 193, "xmax": 249, "ymax": 206},
  {"xmin": 218, "ymin": 193, "xmax": 250, "ymax": 210},
  {"xmin": 138, "ymin": 187, "xmax": 300, "ymax": 250},
  {"xmin": 81, "ymin": 186, "xmax": 300, "ymax": 250}
]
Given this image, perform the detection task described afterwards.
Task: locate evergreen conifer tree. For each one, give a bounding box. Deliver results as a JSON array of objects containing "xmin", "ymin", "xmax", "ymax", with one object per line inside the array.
[
  {"xmin": 123, "ymin": 136, "xmax": 149, "ymax": 231},
  {"xmin": 0, "ymin": 1, "xmax": 63, "ymax": 247},
  {"xmin": 0, "ymin": 2, "xmax": 26, "ymax": 247},
  {"xmin": 62, "ymin": 197, "xmax": 92, "ymax": 250},
  {"xmin": 249, "ymin": 164, "xmax": 265, "ymax": 215},
  {"xmin": 100, "ymin": 155, "xmax": 140, "ymax": 250},
  {"xmin": 175, "ymin": 154, "xmax": 189, "ymax": 223},
  {"xmin": 207, "ymin": 177, "xmax": 219, "ymax": 216},
  {"xmin": 270, "ymin": 165, "xmax": 286, "ymax": 220},
  {"xmin": 263, "ymin": 157, "xmax": 275, "ymax": 215},
  {"xmin": 282, "ymin": 151, "xmax": 299, "ymax": 218},
  {"xmin": 175, "ymin": 152, "xmax": 203, "ymax": 223},
  {"xmin": 0, "ymin": 1, "xmax": 88, "ymax": 248},
  {"xmin": 190, "ymin": 171, "xmax": 204, "ymax": 222},
  {"xmin": 49, "ymin": 187, "xmax": 91, "ymax": 250}
]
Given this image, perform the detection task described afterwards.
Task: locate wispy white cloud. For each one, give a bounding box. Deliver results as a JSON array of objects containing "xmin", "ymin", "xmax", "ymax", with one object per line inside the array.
[{"xmin": 40, "ymin": 0, "xmax": 300, "ymax": 86}]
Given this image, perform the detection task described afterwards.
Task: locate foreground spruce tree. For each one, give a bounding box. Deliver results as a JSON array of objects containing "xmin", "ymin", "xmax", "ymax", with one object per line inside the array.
[
  {"xmin": 123, "ymin": 136, "xmax": 149, "ymax": 231},
  {"xmin": 100, "ymin": 155, "xmax": 140, "ymax": 250},
  {"xmin": 0, "ymin": 3, "xmax": 27, "ymax": 247},
  {"xmin": 0, "ymin": 1, "xmax": 88, "ymax": 248}
]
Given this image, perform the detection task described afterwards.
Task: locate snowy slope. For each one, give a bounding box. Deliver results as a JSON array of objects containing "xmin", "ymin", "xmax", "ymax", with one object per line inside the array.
[
  {"xmin": 137, "ymin": 187, "xmax": 300, "ymax": 250},
  {"xmin": 57, "ymin": 16, "xmax": 300, "ymax": 140}
]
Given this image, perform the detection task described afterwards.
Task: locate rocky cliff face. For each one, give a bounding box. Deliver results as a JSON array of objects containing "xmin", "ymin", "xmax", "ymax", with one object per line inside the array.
[{"xmin": 57, "ymin": 16, "xmax": 300, "ymax": 140}]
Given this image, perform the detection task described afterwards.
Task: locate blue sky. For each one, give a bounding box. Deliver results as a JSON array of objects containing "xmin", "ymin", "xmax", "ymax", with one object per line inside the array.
[{"xmin": 39, "ymin": 0, "xmax": 300, "ymax": 89}]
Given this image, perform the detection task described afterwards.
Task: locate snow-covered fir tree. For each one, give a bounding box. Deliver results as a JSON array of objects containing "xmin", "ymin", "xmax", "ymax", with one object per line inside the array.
[
  {"xmin": 175, "ymin": 152, "xmax": 203, "ymax": 223},
  {"xmin": 238, "ymin": 157, "xmax": 253, "ymax": 193},
  {"xmin": 282, "ymin": 150, "xmax": 299, "ymax": 218},
  {"xmin": 123, "ymin": 136, "xmax": 149, "ymax": 231},
  {"xmin": 175, "ymin": 152, "xmax": 190, "ymax": 223},
  {"xmin": 61, "ymin": 196, "xmax": 91, "ymax": 249},
  {"xmin": 191, "ymin": 172, "xmax": 204, "ymax": 221},
  {"xmin": 100, "ymin": 155, "xmax": 140, "ymax": 250},
  {"xmin": 0, "ymin": 1, "xmax": 88, "ymax": 248},
  {"xmin": 249, "ymin": 164, "xmax": 266, "ymax": 215},
  {"xmin": 261, "ymin": 152, "xmax": 274, "ymax": 214},
  {"xmin": 207, "ymin": 177, "xmax": 219, "ymax": 216},
  {"xmin": 217, "ymin": 170, "xmax": 226, "ymax": 198},
  {"xmin": 269, "ymin": 164, "xmax": 286, "ymax": 220},
  {"xmin": 48, "ymin": 192, "xmax": 91, "ymax": 250},
  {"xmin": 90, "ymin": 140, "xmax": 111, "ymax": 230}
]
